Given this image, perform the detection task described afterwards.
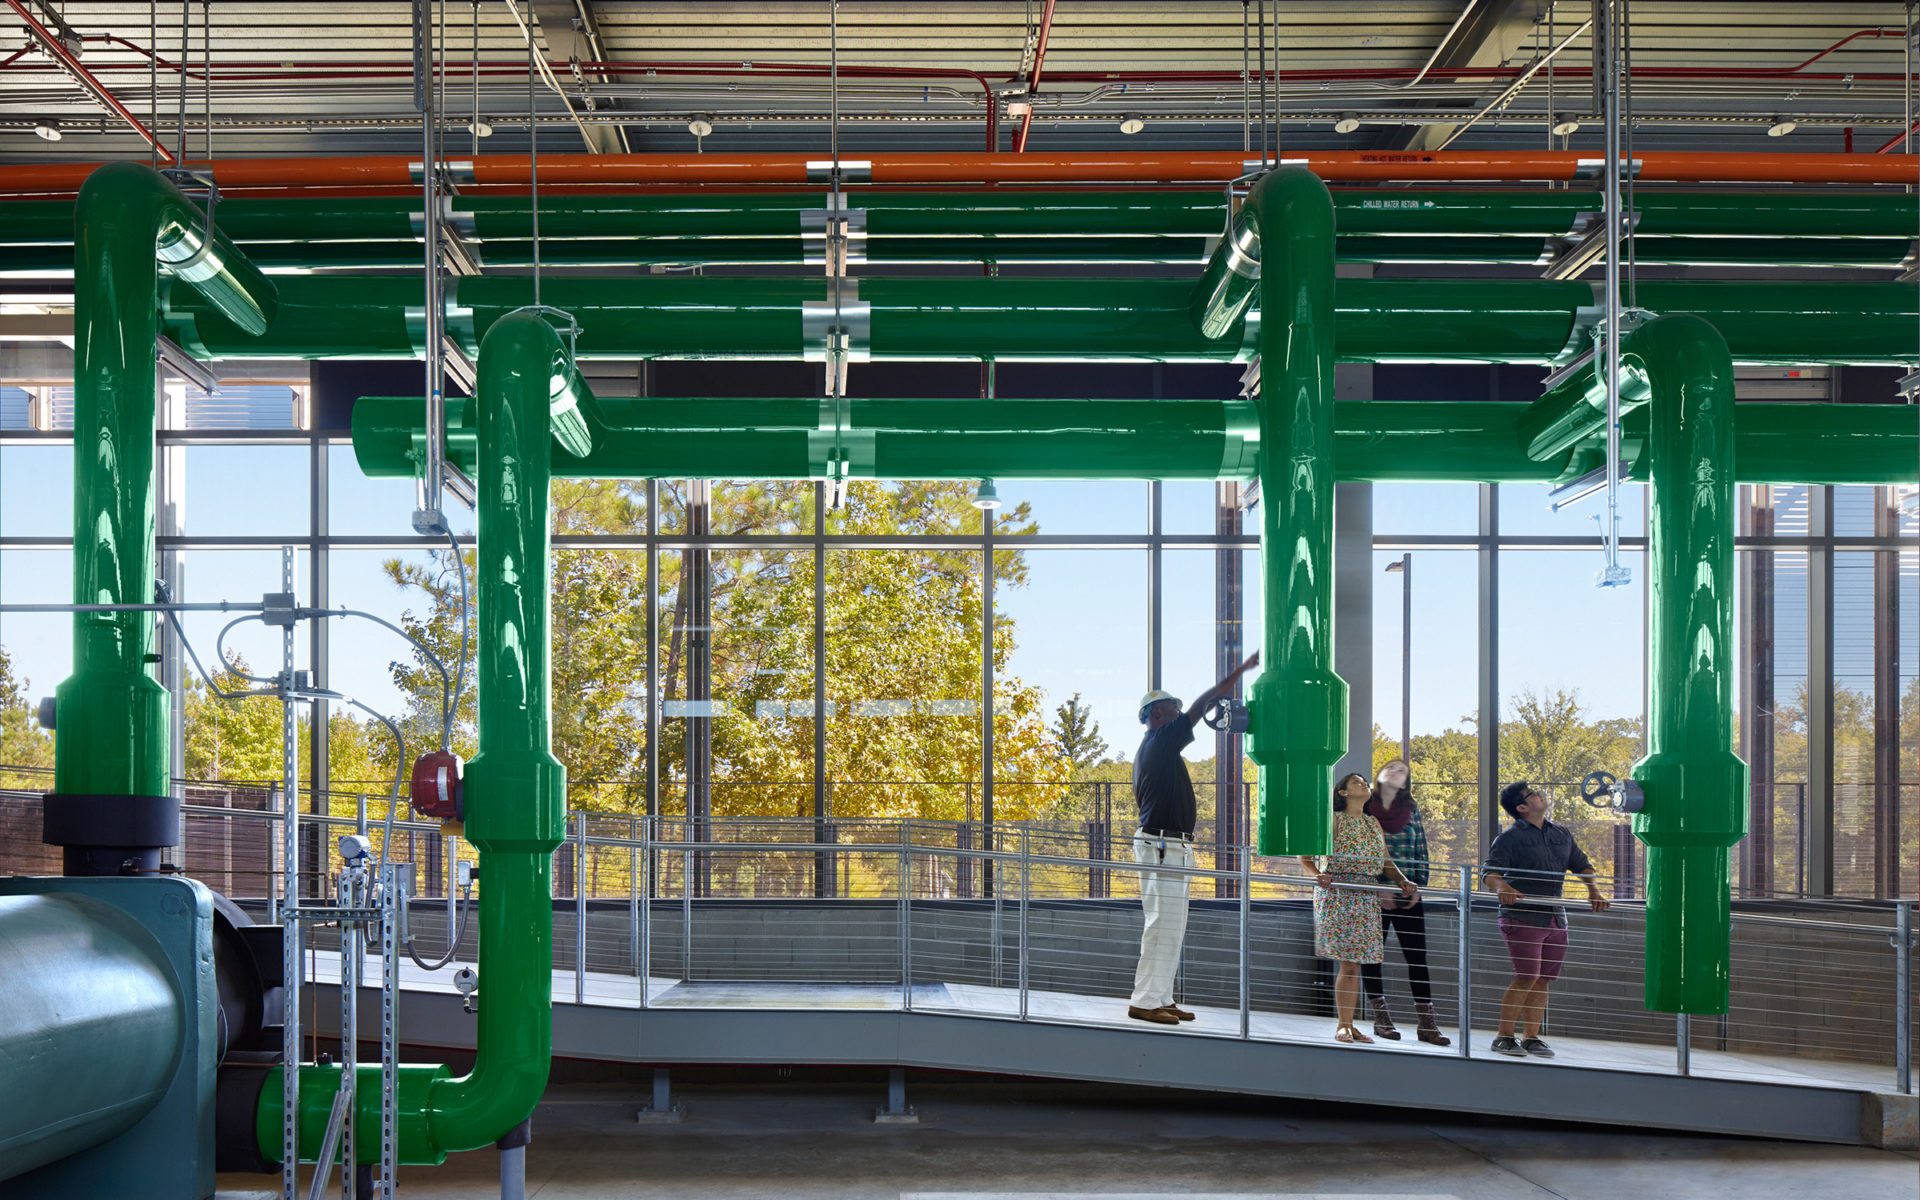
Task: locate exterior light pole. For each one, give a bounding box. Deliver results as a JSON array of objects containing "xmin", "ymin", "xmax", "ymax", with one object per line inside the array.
[{"xmin": 1384, "ymin": 554, "xmax": 1411, "ymax": 764}]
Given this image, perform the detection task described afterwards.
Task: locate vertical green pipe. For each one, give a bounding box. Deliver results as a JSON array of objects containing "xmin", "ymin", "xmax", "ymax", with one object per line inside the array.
[
  {"xmin": 1245, "ymin": 168, "xmax": 1346, "ymax": 856},
  {"xmin": 267, "ymin": 311, "xmax": 576, "ymax": 1164},
  {"xmin": 55, "ymin": 162, "xmax": 276, "ymax": 814},
  {"xmin": 426, "ymin": 310, "xmax": 571, "ymax": 1147},
  {"xmin": 1629, "ymin": 313, "xmax": 1748, "ymax": 1014}
]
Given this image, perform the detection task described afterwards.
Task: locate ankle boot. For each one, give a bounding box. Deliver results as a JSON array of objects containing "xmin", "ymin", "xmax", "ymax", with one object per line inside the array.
[
  {"xmin": 1414, "ymin": 1001, "xmax": 1451, "ymax": 1046},
  {"xmin": 1369, "ymin": 996, "xmax": 1402, "ymax": 1040}
]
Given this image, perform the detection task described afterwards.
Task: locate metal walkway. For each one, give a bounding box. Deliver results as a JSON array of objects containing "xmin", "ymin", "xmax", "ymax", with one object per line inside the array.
[{"xmin": 313, "ymin": 956, "xmax": 1916, "ymax": 1149}]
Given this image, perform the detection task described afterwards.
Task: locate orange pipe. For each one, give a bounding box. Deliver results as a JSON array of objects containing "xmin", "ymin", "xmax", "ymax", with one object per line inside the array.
[{"xmin": 6, "ymin": 150, "xmax": 1920, "ymax": 195}]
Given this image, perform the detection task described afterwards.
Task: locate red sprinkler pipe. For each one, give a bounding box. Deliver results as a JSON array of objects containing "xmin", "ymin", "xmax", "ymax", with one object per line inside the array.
[
  {"xmin": 1012, "ymin": 0, "xmax": 1059, "ymax": 153},
  {"xmin": 5, "ymin": 150, "xmax": 1920, "ymax": 196},
  {"xmin": 3, "ymin": 0, "xmax": 174, "ymax": 163}
]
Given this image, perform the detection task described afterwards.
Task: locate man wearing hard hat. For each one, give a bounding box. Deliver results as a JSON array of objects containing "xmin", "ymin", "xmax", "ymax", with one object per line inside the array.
[{"xmin": 1127, "ymin": 650, "xmax": 1261, "ymax": 1025}]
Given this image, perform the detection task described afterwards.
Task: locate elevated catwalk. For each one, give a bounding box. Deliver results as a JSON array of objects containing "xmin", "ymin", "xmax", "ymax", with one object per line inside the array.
[{"xmin": 312, "ymin": 957, "xmax": 1916, "ymax": 1149}]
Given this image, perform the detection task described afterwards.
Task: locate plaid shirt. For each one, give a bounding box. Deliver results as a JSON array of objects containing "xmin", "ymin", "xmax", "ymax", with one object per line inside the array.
[{"xmin": 1375, "ymin": 803, "xmax": 1431, "ymax": 887}]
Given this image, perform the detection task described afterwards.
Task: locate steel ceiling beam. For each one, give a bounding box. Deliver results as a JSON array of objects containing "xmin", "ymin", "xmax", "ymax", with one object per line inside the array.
[
  {"xmin": 1376, "ymin": 0, "xmax": 1539, "ymax": 152},
  {"xmin": 530, "ymin": 0, "xmax": 629, "ymax": 154}
]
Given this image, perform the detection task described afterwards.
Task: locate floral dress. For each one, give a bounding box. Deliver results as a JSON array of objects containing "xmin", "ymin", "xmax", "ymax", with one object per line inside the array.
[{"xmin": 1312, "ymin": 811, "xmax": 1388, "ymax": 964}]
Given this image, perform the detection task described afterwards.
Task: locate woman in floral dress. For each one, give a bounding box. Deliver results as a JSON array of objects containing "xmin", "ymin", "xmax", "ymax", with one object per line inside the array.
[{"xmin": 1300, "ymin": 773, "xmax": 1420, "ymax": 1044}]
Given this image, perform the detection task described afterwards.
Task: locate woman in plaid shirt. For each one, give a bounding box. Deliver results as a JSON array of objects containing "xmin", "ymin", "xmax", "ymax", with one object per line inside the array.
[{"xmin": 1361, "ymin": 759, "xmax": 1451, "ymax": 1045}]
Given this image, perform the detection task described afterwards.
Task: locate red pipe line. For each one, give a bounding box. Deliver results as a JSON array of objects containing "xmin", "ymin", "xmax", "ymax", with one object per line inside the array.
[
  {"xmin": 1874, "ymin": 120, "xmax": 1919, "ymax": 154},
  {"xmin": 3, "ymin": 0, "xmax": 174, "ymax": 162},
  {"xmin": 1011, "ymin": 0, "xmax": 1059, "ymax": 154},
  {"xmin": 5, "ymin": 150, "xmax": 1920, "ymax": 195}
]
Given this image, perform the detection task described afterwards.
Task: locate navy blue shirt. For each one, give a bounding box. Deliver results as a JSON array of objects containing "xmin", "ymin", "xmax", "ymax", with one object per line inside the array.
[
  {"xmin": 1485, "ymin": 818, "xmax": 1595, "ymax": 928},
  {"xmin": 1133, "ymin": 712, "xmax": 1197, "ymax": 836}
]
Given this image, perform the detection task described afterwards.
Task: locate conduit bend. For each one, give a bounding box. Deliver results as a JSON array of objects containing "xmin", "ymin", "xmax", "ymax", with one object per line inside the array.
[
  {"xmin": 261, "ymin": 311, "xmax": 585, "ymax": 1165},
  {"xmin": 49, "ymin": 163, "xmax": 277, "ymax": 872}
]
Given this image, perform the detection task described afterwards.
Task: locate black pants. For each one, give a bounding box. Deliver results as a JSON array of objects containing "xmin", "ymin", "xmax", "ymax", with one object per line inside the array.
[{"xmin": 1361, "ymin": 899, "xmax": 1433, "ymax": 1005}]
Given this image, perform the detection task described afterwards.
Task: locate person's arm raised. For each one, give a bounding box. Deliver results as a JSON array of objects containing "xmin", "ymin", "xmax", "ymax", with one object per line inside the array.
[{"xmin": 1182, "ymin": 651, "xmax": 1261, "ymax": 727}]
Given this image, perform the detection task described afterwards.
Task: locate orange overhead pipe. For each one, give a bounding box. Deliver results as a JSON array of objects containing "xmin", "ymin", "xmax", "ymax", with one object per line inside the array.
[{"xmin": 5, "ymin": 150, "xmax": 1920, "ymax": 196}]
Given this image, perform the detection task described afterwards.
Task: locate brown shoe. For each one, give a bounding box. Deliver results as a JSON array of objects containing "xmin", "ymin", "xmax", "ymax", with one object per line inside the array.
[
  {"xmin": 1127, "ymin": 1005, "xmax": 1180, "ymax": 1025},
  {"xmin": 1160, "ymin": 1005, "xmax": 1196, "ymax": 1022}
]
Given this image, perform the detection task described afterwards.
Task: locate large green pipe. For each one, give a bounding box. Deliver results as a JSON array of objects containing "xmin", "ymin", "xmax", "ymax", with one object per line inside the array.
[
  {"xmin": 1244, "ymin": 168, "xmax": 1345, "ymax": 857},
  {"xmin": 10, "ymin": 232, "xmax": 1910, "ymax": 272},
  {"xmin": 353, "ymin": 395, "xmax": 1919, "ymax": 488},
  {"xmin": 54, "ymin": 162, "xmax": 277, "ymax": 818},
  {"xmin": 164, "ymin": 275, "xmax": 1920, "ymax": 366},
  {"xmin": 11, "ymin": 188, "xmax": 1914, "ymax": 245},
  {"xmin": 354, "ymin": 394, "xmax": 1261, "ymax": 481},
  {"xmin": 264, "ymin": 311, "xmax": 577, "ymax": 1166},
  {"xmin": 1626, "ymin": 315, "xmax": 1748, "ymax": 1014}
]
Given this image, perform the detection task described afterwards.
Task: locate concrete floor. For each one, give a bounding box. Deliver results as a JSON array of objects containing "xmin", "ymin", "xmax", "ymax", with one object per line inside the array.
[{"xmin": 218, "ymin": 1079, "xmax": 1920, "ymax": 1200}]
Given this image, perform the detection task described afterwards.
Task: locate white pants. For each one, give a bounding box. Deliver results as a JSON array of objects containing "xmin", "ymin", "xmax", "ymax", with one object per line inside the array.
[{"xmin": 1129, "ymin": 830, "xmax": 1193, "ymax": 1010}]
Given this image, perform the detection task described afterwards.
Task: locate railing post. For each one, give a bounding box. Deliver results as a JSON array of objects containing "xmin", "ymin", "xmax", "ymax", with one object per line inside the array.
[
  {"xmin": 1238, "ymin": 833, "xmax": 1252, "ymax": 1040},
  {"xmin": 1896, "ymin": 901, "xmax": 1912, "ymax": 1094},
  {"xmin": 628, "ymin": 815, "xmax": 641, "ymax": 980},
  {"xmin": 1018, "ymin": 825, "xmax": 1031, "ymax": 1021},
  {"xmin": 681, "ymin": 843, "xmax": 694, "ymax": 982},
  {"xmin": 638, "ymin": 816, "xmax": 651, "ymax": 1008},
  {"xmin": 574, "ymin": 811, "xmax": 588, "ymax": 1004},
  {"xmin": 1456, "ymin": 865, "xmax": 1472, "ymax": 1059},
  {"xmin": 1676, "ymin": 1013, "xmax": 1691, "ymax": 1076},
  {"xmin": 900, "ymin": 819, "xmax": 913, "ymax": 1012}
]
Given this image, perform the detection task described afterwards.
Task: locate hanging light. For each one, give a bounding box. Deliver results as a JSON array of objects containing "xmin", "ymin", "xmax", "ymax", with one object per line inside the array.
[
  {"xmin": 1333, "ymin": 112, "xmax": 1361, "ymax": 134},
  {"xmin": 1551, "ymin": 113, "xmax": 1582, "ymax": 136},
  {"xmin": 1118, "ymin": 112, "xmax": 1145, "ymax": 135},
  {"xmin": 467, "ymin": 119, "xmax": 494, "ymax": 138},
  {"xmin": 971, "ymin": 479, "xmax": 1002, "ymax": 511},
  {"xmin": 33, "ymin": 120, "xmax": 60, "ymax": 142},
  {"xmin": 1767, "ymin": 116, "xmax": 1797, "ymax": 138},
  {"xmin": 687, "ymin": 114, "xmax": 714, "ymax": 138}
]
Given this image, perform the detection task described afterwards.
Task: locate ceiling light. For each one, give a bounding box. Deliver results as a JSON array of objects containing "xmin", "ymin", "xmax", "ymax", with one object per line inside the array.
[
  {"xmin": 467, "ymin": 119, "xmax": 493, "ymax": 138},
  {"xmin": 687, "ymin": 114, "xmax": 714, "ymax": 138},
  {"xmin": 1333, "ymin": 112, "xmax": 1361, "ymax": 134},
  {"xmin": 1118, "ymin": 112, "xmax": 1145, "ymax": 135},
  {"xmin": 971, "ymin": 479, "xmax": 1002, "ymax": 511},
  {"xmin": 1551, "ymin": 113, "xmax": 1582, "ymax": 137},
  {"xmin": 33, "ymin": 120, "xmax": 60, "ymax": 142},
  {"xmin": 1767, "ymin": 116, "xmax": 1797, "ymax": 138}
]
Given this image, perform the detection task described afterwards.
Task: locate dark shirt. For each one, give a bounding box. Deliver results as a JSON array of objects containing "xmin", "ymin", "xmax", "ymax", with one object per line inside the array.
[
  {"xmin": 1485, "ymin": 818, "xmax": 1594, "ymax": 928},
  {"xmin": 1132, "ymin": 712, "xmax": 1197, "ymax": 837}
]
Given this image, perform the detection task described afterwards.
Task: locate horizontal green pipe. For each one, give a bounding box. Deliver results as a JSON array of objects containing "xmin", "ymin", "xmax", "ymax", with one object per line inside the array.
[
  {"xmin": 19, "ymin": 232, "xmax": 1911, "ymax": 273},
  {"xmin": 15, "ymin": 188, "xmax": 1916, "ymax": 246},
  {"xmin": 356, "ymin": 395, "xmax": 1261, "ymax": 480},
  {"xmin": 162, "ymin": 275, "xmax": 1920, "ymax": 366},
  {"xmin": 353, "ymin": 394, "xmax": 1917, "ymax": 487}
]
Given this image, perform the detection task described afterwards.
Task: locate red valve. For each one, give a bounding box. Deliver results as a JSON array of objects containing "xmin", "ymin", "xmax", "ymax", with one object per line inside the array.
[{"xmin": 410, "ymin": 750, "xmax": 464, "ymax": 821}]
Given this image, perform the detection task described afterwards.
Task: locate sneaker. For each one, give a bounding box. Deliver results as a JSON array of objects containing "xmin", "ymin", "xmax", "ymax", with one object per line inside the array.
[
  {"xmin": 1520, "ymin": 1037, "xmax": 1556, "ymax": 1058},
  {"xmin": 1127, "ymin": 1005, "xmax": 1179, "ymax": 1026},
  {"xmin": 1489, "ymin": 1035, "xmax": 1527, "ymax": 1057}
]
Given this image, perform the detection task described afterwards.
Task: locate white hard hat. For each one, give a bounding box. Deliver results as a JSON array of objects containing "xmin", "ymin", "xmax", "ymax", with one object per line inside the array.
[{"xmin": 1137, "ymin": 690, "xmax": 1180, "ymax": 723}]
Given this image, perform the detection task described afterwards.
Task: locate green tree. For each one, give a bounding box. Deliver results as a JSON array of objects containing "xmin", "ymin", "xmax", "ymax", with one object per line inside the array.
[
  {"xmin": 373, "ymin": 477, "xmax": 1072, "ymax": 823},
  {"xmin": 0, "ymin": 646, "xmax": 53, "ymax": 788},
  {"xmin": 1052, "ymin": 692, "xmax": 1109, "ymax": 772}
]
